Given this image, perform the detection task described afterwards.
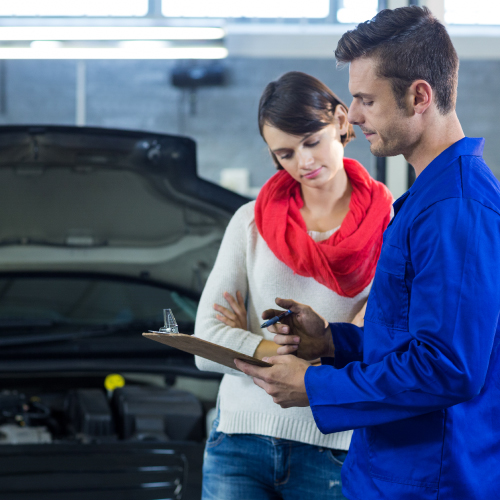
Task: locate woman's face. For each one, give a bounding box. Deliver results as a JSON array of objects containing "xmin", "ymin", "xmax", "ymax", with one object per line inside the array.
[{"xmin": 262, "ymin": 106, "xmax": 349, "ymax": 189}]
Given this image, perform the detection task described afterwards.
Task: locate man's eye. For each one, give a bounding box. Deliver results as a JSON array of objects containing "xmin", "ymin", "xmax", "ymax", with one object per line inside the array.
[{"xmin": 362, "ymin": 101, "xmax": 373, "ymax": 106}]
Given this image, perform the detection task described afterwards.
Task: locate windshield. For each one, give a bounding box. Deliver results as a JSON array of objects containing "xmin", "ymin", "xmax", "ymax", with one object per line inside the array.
[{"xmin": 0, "ymin": 273, "xmax": 198, "ymax": 332}]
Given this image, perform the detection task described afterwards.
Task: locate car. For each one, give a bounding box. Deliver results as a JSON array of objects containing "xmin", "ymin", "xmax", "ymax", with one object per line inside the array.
[{"xmin": 0, "ymin": 125, "xmax": 250, "ymax": 500}]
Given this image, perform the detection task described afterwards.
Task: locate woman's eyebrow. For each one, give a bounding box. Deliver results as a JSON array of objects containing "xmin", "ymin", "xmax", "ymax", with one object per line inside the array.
[
  {"xmin": 271, "ymin": 147, "xmax": 291, "ymax": 154},
  {"xmin": 271, "ymin": 133, "xmax": 315, "ymax": 153},
  {"xmin": 300, "ymin": 132, "xmax": 315, "ymax": 143}
]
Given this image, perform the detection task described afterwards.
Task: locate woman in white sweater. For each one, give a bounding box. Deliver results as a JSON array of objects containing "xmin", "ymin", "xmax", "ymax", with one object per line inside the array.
[{"xmin": 195, "ymin": 72, "xmax": 392, "ymax": 500}]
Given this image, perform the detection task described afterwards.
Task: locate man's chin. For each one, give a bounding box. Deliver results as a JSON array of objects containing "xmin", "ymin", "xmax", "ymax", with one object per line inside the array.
[
  {"xmin": 370, "ymin": 144, "xmax": 388, "ymax": 157},
  {"xmin": 370, "ymin": 147, "xmax": 387, "ymax": 157},
  {"xmin": 370, "ymin": 143, "xmax": 401, "ymax": 158}
]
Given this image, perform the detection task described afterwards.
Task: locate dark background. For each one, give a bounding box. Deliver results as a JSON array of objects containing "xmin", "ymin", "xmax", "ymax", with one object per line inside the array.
[{"xmin": 1, "ymin": 58, "xmax": 496, "ymax": 191}]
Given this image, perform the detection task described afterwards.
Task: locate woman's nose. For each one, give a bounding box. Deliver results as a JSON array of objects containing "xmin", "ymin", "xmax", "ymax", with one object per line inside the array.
[{"xmin": 298, "ymin": 150, "xmax": 314, "ymax": 169}]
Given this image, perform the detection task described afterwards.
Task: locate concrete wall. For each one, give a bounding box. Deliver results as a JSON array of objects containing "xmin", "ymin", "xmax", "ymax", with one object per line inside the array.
[{"xmin": 0, "ymin": 57, "xmax": 499, "ymax": 192}]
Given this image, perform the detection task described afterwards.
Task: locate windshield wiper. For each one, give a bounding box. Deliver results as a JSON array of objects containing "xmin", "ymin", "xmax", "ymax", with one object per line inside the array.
[
  {"xmin": 0, "ymin": 320, "xmax": 193, "ymax": 348},
  {"xmin": 0, "ymin": 318, "xmax": 62, "ymax": 329},
  {"xmin": 0, "ymin": 321, "xmax": 145, "ymax": 348}
]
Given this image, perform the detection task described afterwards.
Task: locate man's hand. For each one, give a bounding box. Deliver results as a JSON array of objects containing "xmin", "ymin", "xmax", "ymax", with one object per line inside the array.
[
  {"xmin": 234, "ymin": 355, "xmax": 310, "ymax": 408},
  {"xmin": 262, "ymin": 298, "xmax": 334, "ymax": 361}
]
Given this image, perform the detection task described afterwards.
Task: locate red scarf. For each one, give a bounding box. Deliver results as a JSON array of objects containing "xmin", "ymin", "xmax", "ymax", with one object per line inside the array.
[{"xmin": 254, "ymin": 158, "xmax": 392, "ymax": 298}]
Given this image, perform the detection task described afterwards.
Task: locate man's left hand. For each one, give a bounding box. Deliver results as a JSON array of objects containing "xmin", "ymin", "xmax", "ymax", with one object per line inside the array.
[{"xmin": 234, "ymin": 355, "xmax": 310, "ymax": 408}]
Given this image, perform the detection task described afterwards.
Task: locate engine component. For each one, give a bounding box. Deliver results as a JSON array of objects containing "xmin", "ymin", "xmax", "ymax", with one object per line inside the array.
[
  {"xmin": 0, "ymin": 391, "xmax": 26, "ymax": 424},
  {"xmin": 112, "ymin": 385, "xmax": 203, "ymax": 442},
  {"xmin": 0, "ymin": 424, "xmax": 51, "ymax": 444},
  {"xmin": 66, "ymin": 389, "xmax": 115, "ymax": 438},
  {"xmin": 0, "ymin": 390, "xmax": 51, "ymax": 427}
]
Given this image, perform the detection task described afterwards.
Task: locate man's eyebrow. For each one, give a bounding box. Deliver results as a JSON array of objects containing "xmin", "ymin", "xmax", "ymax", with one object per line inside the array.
[{"xmin": 352, "ymin": 92, "xmax": 375, "ymax": 99}]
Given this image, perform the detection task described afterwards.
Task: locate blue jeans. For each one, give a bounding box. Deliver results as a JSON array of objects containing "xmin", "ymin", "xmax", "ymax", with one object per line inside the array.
[{"xmin": 202, "ymin": 417, "xmax": 348, "ymax": 500}]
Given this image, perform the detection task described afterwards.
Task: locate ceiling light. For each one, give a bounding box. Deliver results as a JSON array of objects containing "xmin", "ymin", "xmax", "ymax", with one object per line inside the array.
[
  {"xmin": 0, "ymin": 47, "xmax": 229, "ymax": 60},
  {"xmin": 30, "ymin": 41, "xmax": 64, "ymax": 49},
  {"xmin": 0, "ymin": 27, "xmax": 225, "ymax": 41},
  {"xmin": 117, "ymin": 41, "xmax": 170, "ymax": 49}
]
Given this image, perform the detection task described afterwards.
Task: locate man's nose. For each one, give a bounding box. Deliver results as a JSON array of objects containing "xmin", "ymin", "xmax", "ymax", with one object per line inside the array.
[{"xmin": 347, "ymin": 100, "xmax": 362, "ymax": 126}]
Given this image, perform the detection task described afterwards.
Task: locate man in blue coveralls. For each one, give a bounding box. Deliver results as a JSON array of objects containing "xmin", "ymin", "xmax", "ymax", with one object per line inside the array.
[{"xmin": 235, "ymin": 6, "xmax": 500, "ymax": 500}]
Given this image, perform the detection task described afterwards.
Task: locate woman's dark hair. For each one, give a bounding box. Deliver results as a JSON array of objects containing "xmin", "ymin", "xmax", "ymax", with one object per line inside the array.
[
  {"xmin": 335, "ymin": 6, "xmax": 458, "ymax": 115},
  {"xmin": 258, "ymin": 71, "xmax": 355, "ymax": 169}
]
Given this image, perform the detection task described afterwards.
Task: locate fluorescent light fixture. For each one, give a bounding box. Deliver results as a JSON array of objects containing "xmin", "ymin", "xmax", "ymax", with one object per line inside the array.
[
  {"xmin": 445, "ymin": 0, "xmax": 500, "ymax": 24},
  {"xmin": 117, "ymin": 41, "xmax": 170, "ymax": 49},
  {"xmin": 337, "ymin": 0, "xmax": 377, "ymax": 24},
  {"xmin": 162, "ymin": 0, "xmax": 330, "ymax": 18},
  {"xmin": 0, "ymin": 47, "xmax": 228, "ymax": 59},
  {"xmin": 0, "ymin": 0, "xmax": 149, "ymax": 17},
  {"xmin": 0, "ymin": 26, "xmax": 225, "ymax": 41},
  {"xmin": 30, "ymin": 41, "xmax": 64, "ymax": 49}
]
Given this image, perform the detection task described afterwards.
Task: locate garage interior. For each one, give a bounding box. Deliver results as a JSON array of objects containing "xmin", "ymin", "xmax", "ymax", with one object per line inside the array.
[{"xmin": 0, "ymin": 1, "xmax": 498, "ymax": 499}]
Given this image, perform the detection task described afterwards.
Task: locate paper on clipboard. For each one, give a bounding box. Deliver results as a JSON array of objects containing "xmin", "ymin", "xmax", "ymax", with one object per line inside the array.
[{"xmin": 142, "ymin": 332, "xmax": 272, "ymax": 372}]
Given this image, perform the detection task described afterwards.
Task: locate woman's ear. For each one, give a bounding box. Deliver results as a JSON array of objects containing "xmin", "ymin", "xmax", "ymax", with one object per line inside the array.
[{"xmin": 333, "ymin": 104, "xmax": 349, "ymax": 136}]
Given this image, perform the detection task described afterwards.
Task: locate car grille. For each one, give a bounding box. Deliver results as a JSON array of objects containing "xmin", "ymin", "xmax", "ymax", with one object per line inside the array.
[{"xmin": 0, "ymin": 443, "xmax": 187, "ymax": 500}]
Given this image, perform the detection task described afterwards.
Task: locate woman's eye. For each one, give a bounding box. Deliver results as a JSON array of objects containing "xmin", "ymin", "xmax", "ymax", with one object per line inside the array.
[
  {"xmin": 305, "ymin": 140, "xmax": 320, "ymax": 148},
  {"xmin": 280, "ymin": 153, "xmax": 292, "ymax": 160}
]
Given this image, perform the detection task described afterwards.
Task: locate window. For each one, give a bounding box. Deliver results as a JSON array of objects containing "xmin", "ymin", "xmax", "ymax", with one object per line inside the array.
[
  {"xmin": 0, "ymin": 274, "xmax": 198, "ymax": 329},
  {"xmin": 0, "ymin": 0, "xmax": 148, "ymax": 17},
  {"xmin": 337, "ymin": 0, "xmax": 377, "ymax": 24},
  {"xmin": 445, "ymin": 0, "xmax": 500, "ymax": 24},
  {"xmin": 161, "ymin": 0, "xmax": 330, "ymax": 19}
]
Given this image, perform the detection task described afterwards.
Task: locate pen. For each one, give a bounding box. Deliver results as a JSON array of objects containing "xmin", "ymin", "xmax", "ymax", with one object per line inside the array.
[{"xmin": 260, "ymin": 309, "xmax": 293, "ymax": 329}]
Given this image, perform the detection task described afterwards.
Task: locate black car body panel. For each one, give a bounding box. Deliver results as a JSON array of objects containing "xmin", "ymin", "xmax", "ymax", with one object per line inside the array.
[
  {"xmin": 0, "ymin": 441, "xmax": 206, "ymax": 500},
  {"xmin": 0, "ymin": 126, "xmax": 249, "ymax": 499}
]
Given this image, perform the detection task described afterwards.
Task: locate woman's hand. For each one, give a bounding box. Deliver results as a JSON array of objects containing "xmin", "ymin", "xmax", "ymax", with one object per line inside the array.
[
  {"xmin": 213, "ymin": 291, "xmax": 248, "ymax": 330},
  {"xmin": 213, "ymin": 291, "xmax": 279, "ymax": 361}
]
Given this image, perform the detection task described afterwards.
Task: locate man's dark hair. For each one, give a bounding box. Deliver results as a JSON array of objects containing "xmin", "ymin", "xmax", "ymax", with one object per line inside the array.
[{"xmin": 335, "ymin": 6, "xmax": 458, "ymax": 114}]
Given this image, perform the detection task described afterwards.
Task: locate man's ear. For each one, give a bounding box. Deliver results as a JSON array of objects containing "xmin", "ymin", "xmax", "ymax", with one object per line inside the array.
[
  {"xmin": 333, "ymin": 104, "xmax": 349, "ymax": 135},
  {"xmin": 410, "ymin": 80, "xmax": 433, "ymax": 115}
]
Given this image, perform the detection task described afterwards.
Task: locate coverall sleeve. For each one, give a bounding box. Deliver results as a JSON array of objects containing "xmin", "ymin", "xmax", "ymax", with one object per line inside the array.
[
  {"xmin": 321, "ymin": 323, "xmax": 364, "ymax": 369},
  {"xmin": 306, "ymin": 198, "xmax": 500, "ymax": 433}
]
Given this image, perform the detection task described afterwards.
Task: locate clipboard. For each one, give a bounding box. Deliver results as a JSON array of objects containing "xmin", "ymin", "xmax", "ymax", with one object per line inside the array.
[{"xmin": 142, "ymin": 332, "xmax": 272, "ymax": 372}]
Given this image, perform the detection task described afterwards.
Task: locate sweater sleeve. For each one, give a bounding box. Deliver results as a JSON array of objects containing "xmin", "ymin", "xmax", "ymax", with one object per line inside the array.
[{"xmin": 194, "ymin": 202, "xmax": 264, "ymax": 376}]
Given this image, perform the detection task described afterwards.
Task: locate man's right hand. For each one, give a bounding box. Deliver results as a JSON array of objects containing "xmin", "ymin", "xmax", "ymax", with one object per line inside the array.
[{"xmin": 262, "ymin": 298, "xmax": 334, "ymax": 361}]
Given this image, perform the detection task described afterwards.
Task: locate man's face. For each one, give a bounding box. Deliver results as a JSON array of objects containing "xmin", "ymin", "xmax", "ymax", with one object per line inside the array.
[{"xmin": 348, "ymin": 57, "xmax": 417, "ymax": 158}]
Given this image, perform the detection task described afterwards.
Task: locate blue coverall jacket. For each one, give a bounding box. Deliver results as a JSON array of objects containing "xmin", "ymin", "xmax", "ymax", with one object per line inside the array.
[{"xmin": 305, "ymin": 138, "xmax": 500, "ymax": 500}]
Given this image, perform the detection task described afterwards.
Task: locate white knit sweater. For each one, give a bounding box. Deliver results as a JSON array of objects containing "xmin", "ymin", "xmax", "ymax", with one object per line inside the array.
[{"xmin": 194, "ymin": 200, "xmax": 371, "ymax": 450}]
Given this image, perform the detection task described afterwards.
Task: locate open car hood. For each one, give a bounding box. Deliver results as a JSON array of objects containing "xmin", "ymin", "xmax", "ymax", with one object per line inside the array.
[
  {"xmin": 0, "ymin": 126, "xmax": 249, "ymax": 374},
  {"xmin": 0, "ymin": 125, "xmax": 249, "ymax": 294}
]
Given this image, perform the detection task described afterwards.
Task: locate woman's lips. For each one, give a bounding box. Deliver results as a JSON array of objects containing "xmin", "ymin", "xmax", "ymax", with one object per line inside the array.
[{"xmin": 303, "ymin": 166, "xmax": 323, "ymax": 179}]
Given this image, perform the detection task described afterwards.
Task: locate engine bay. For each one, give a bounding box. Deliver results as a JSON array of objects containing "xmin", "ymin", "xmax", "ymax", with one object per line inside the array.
[{"xmin": 0, "ymin": 377, "xmax": 205, "ymax": 446}]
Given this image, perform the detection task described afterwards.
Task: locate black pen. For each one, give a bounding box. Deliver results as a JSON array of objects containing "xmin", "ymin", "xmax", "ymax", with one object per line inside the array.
[{"xmin": 260, "ymin": 309, "xmax": 292, "ymax": 329}]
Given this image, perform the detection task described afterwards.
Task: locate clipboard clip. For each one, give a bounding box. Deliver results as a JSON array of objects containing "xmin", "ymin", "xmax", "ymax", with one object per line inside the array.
[{"xmin": 153, "ymin": 308, "xmax": 179, "ymax": 334}]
